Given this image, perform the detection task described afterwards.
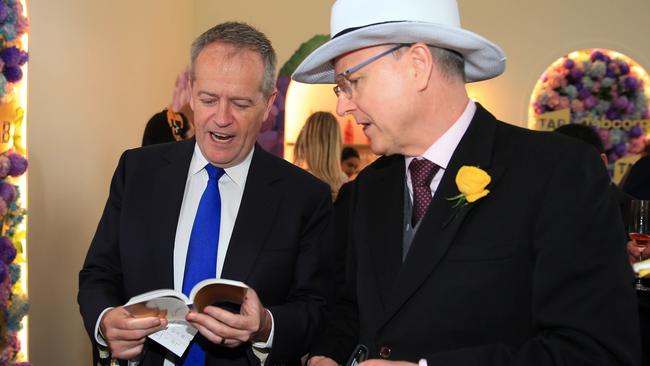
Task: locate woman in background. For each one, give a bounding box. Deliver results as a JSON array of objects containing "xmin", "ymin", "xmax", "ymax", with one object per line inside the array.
[
  {"xmin": 142, "ymin": 67, "xmax": 194, "ymax": 146},
  {"xmin": 340, "ymin": 146, "xmax": 361, "ymax": 179},
  {"xmin": 294, "ymin": 111, "xmax": 348, "ymax": 200}
]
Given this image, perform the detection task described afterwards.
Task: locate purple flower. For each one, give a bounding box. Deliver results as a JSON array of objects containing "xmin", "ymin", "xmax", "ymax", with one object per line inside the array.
[
  {"xmin": 563, "ymin": 58, "xmax": 575, "ymax": 69},
  {"xmin": 614, "ymin": 142, "xmax": 627, "ymax": 156},
  {"xmin": 3, "ymin": 65, "xmax": 22, "ymax": 83},
  {"xmin": 19, "ymin": 51, "xmax": 28, "ymax": 66},
  {"xmin": 0, "ymin": 182, "xmax": 16, "ymax": 203},
  {"xmin": 624, "ymin": 76, "xmax": 639, "ymax": 91},
  {"xmin": 619, "ymin": 62, "xmax": 630, "ymax": 75},
  {"xmin": 606, "ymin": 108, "xmax": 621, "ymax": 120},
  {"xmin": 629, "ymin": 125, "xmax": 644, "ymax": 138},
  {"xmin": 606, "ymin": 68, "xmax": 616, "ymax": 78},
  {"xmin": 570, "ymin": 68, "xmax": 584, "ymax": 81},
  {"xmin": 590, "ymin": 50, "xmax": 607, "ymax": 62},
  {"xmin": 0, "ymin": 237, "xmax": 16, "ymax": 265},
  {"xmin": 613, "ymin": 95, "xmax": 629, "ymax": 110},
  {"xmin": 0, "ymin": 46, "xmax": 22, "ymax": 67},
  {"xmin": 578, "ymin": 88, "xmax": 592, "ymax": 101},
  {"xmin": 626, "ymin": 103, "xmax": 635, "ymax": 115},
  {"xmin": 583, "ymin": 95, "xmax": 598, "ymax": 110},
  {"xmin": 8, "ymin": 152, "xmax": 27, "ymax": 176}
]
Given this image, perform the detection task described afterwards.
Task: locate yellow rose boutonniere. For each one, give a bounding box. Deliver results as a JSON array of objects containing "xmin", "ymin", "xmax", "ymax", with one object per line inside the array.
[{"xmin": 448, "ymin": 166, "xmax": 491, "ymax": 207}]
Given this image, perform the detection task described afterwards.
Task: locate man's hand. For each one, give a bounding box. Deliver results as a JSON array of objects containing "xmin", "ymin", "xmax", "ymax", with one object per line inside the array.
[
  {"xmin": 100, "ymin": 307, "xmax": 168, "ymax": 360},
  {"xmin": 359, "ymin": 361, "xmax": 417, "ymax": 366},
  {"xmin": 186, "ymin": 287, "xmax": 272, "ymax": 348},
  {"xmin": 309, "ymin": 355, "xmax": 339, "ymax": 366}
]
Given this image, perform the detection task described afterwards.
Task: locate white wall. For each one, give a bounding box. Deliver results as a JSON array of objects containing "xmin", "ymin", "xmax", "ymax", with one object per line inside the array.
[
  {"xmin": 27, "ymin": 0, "xmax": 192, "ymax": 364},
  {"xmin": 459, "ymin": 0, "xmax": 650, "ymax": 124},
  {"xmin": 25, "ymin": 0, "xmax": 650, "ymax": 364}
]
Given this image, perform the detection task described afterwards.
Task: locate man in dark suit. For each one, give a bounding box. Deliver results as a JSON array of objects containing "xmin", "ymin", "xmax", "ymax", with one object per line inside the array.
[
  {"xmin": 292, "ymin": 0, "xmax": 640, "ymax": 365},
  {"xmin": 78, "ymin": 22, "xmax": 333, "ymax": 366}
]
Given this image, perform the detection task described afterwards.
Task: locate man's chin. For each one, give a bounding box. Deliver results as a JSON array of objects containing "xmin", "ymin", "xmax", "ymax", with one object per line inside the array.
[
  {"xmin": 368, "ymin": 142, "xmax": 388, "ymax": 156},
  {"xmin": 205, "ymin": 151, "xmax": 238, "ymax": 168}
]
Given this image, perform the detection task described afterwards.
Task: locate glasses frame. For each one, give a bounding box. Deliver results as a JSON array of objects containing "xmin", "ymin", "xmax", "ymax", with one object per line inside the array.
[{"xmin": 333, "ymin": 43, "xmax": 411, "ymax": 98}]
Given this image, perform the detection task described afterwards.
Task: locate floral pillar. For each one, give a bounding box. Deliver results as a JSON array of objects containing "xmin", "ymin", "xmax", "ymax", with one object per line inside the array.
[
  {"xmin": 0, "ymin": 0, "xmax": 29, "ymax": 365},
  {"xmin": 529, "ymin": 49, "xmax": 650, "ymax": 184}
]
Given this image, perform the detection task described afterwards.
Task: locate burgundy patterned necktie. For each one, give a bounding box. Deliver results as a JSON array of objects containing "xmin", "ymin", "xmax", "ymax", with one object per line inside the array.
[{"xmin": 409, "ymin": 158, "xmax": 440, "ymax": 226}]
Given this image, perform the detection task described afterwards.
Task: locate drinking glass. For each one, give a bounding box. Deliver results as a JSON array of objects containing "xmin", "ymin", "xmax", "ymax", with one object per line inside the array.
[{"xmin": 629, "ymin": 199, "xmax": 650, "ymax": 291}]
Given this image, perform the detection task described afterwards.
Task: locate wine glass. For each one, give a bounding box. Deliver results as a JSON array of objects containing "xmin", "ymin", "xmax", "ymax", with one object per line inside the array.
[{"xmin": 629, "ymin": 199, "xmax": 650, "ymax": 291}]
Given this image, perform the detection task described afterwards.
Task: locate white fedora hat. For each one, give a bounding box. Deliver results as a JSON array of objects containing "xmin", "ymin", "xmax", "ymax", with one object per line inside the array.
[{"xmin": 292, "ymin": 0, "xmax": 506, "ymax": 84}]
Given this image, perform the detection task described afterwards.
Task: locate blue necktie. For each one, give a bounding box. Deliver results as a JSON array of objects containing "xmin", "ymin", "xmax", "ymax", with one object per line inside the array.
[{"xmin": 182, "ymin": 164, "xmax": 225, "ymax": 365}]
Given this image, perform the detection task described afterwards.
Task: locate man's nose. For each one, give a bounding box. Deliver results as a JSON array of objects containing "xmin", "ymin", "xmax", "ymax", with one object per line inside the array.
[{"xmin": 336, "ymin": 93, "xmax": 356, "ymax": 117}]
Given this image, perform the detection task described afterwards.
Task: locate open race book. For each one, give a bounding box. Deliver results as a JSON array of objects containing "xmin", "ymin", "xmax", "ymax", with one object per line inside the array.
[{"xmin": 123, "ymin": 278, "xmax": 248, "ymax": 357}]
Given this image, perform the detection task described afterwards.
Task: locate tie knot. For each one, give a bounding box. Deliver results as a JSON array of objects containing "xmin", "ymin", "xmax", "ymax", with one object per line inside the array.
[
  {"xmin": 409, "ymin": 159, "xmax": 439, "ymax": 188},
  {"xmin": 205, "ymin": 164, "xmax": 225, "ymax": 181}
]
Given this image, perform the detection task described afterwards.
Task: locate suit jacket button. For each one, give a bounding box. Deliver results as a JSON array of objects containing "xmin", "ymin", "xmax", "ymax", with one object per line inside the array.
[{"xmin": 379, "ymin": 346, "xmax": 392, "ymax": 359}]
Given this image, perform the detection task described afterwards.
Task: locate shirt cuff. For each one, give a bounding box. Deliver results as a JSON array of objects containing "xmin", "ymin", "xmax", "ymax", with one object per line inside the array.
[
  {"xmin": 418, "ymin": 359, "xmax": 428, "ymax": 366},
  {"xmin": 94, "ymin": 307, "xmax": 114, "ymax": 347},
  {"xmin": 251, "ymin": 309, "xmax": 274, "ymax": 349}
]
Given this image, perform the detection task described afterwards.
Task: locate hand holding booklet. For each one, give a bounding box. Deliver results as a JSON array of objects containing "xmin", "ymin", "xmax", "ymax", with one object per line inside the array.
[{"xmin": 123, "ymin": 278, "xmax": 248, "ymax": 357}]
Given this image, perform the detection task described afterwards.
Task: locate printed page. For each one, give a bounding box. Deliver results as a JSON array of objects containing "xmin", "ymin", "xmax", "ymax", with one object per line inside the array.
[{"xmin": 149, "ymin": 322, "xmax": 198, "ymax": 357}]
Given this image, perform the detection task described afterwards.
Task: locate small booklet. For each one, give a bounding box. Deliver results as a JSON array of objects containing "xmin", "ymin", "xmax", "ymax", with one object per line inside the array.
[{"xmin": 123, "ymin": 278, "xmax": 248, "ymax": 357}]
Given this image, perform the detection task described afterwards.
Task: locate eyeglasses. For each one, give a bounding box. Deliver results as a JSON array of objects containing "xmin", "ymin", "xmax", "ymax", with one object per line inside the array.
[{"xmin": 333, "ymin": 44, "xmax": 410, "ymax": 98}]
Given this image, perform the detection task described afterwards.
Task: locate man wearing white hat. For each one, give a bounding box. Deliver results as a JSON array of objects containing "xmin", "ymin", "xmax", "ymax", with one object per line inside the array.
[{"xmin": 293, "ymin": 0, "xmax": 640, "ymax": 365}]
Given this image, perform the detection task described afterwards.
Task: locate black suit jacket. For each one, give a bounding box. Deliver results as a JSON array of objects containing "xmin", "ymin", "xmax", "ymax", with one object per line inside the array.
[
  {"xmin": 313, "ymin": 105, "xmax": 641, "ymax": 365},
  {"xmin": 78, "ymin": 140, "xmax": 334, "ymax": 365}
]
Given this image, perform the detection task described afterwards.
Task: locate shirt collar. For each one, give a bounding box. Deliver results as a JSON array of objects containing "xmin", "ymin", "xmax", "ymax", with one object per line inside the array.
[
  {"xmin": 405, "ymin": 100, "xmax": 476, "ymax": 170},
  {"xmin": 189, "ymin": 143, "xmax": 254, "ymax": 188}
]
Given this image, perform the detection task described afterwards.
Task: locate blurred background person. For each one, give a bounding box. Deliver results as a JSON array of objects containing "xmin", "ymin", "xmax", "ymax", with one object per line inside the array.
[
  {"xmin": 340, "ymin": 146, "xmax": 360, "ymax": 180},
  {"xmin": 623, "ymin": 149, "xmax": 650, "ymax": 201},
  {"xmin": 555, "ymin": 123, "xmax": 632, "ymax": 222},
  {"xmin": 142, "ymin": 67, "xmax": 194, "ymax": 146},
  {"xmin": 294, "ymin": 111, "xmax": 348, "ymax": 200}
]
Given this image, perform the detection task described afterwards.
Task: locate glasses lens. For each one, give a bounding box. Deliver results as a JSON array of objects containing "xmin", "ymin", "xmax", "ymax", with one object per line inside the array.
[{"xmin": 335, "ymin": 77, "xmax": 351, "ymax": 98}]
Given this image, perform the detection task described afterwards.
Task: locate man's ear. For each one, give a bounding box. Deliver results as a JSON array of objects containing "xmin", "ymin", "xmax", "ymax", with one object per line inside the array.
[
  {"xmin": 408, "ymin": 43, "xmax": 434, "ymax": 91},
  {"xmin": 262, "ymin": 88, "xmax": 278, "ymax": 122},
  {"xmin": 189, "ymin": 80, "xmax": 196, "ymax": 111}
]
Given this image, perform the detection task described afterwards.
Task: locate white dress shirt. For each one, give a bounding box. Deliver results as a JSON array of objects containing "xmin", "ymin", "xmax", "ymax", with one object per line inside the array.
[
  {"xmin": 405, "ymin": 100, "xmax": 476, "ymax": 202},
  {"xmin": 95, "ymin": 144, "xmax": 274, "ymax": 365}
]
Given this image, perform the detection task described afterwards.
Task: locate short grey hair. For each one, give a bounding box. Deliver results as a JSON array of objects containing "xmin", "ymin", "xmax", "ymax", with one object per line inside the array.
[
  {"xmin": 394, "ymin": 44, "xmax": 465, "ymax": 82},
  {"xmin": 190, "ymin": 22, "xmax": 277, "ymax": 99},
  {"xmin": 428, "ymin": 46, "xmax": 465, "ymax": 82}
]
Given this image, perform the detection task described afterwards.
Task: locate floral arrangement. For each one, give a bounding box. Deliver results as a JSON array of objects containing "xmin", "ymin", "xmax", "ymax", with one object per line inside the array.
[
  {"xmin": 532, "ymin": 49, "xmax": 649, "ymax": 164},
  {"xmin": 0, "ymin": 0, "xmax": 27, "ymax": 103},
  {"xmin": 0, "ymin": 150, "xmax": 27, "ymax": 366},
  {"xmin": 0, "ymin": 0, "xmax": 28, "ymax": 364}
]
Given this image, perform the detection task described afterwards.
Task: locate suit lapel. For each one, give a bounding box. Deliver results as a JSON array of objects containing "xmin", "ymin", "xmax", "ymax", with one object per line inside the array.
[
  {"xmin": 221, "ymin": 146, "xmax": 282, "ymax": 281},
  {"xmin": 365, "ymin": 156, "xmax": 406, "ymax": 308},
  {"xmin": 149, "ymin": 139, "xmax": 195, "ymax": 289},
  {"xmin": 381, "ymin": 104, "xmax": 505, "ymax": 324}
]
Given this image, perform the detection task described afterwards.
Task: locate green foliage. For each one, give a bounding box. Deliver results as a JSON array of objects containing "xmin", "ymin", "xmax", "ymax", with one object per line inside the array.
[{"xmin": 278, "ymin": 34, "xmax": 329, "ymax": 77}]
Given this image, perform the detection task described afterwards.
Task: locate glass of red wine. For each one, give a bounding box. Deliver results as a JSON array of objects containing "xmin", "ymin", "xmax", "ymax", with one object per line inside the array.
[{"xmin": 630, "ymin": 199, "xmax": 650, "ymax": 291}]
